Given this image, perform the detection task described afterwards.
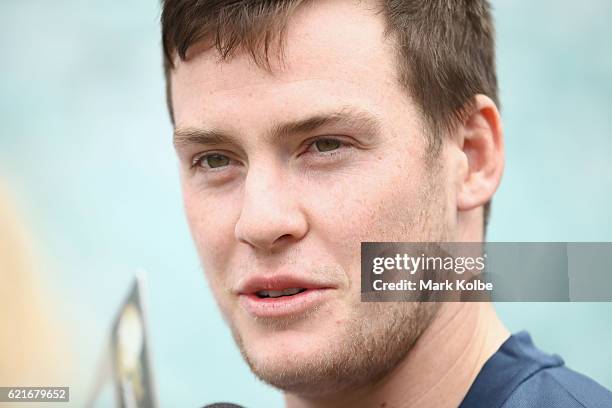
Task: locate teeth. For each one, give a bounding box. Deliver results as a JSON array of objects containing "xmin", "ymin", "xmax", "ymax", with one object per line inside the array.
[
  {"xmin": 267, "ymin": 290, "xmax": 284, "ymax": 298},
  {"xmin": 257, "ymin": 288, "xmax": 305, "ymax": 298},
  {"xmin": 284, "ymin": 288, "xmax": 305, "ymax": 296}
]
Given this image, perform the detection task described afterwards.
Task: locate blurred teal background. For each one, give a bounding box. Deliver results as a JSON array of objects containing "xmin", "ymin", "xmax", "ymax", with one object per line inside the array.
[{"xmin": 0, "ymin": 0, "xmax": 611, "ymax": 407}]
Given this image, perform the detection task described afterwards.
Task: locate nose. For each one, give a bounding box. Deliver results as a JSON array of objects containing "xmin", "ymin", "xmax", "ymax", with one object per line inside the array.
[{"xmin": 234, "ymin": 165, "xmax": 308, "ymax": 252}]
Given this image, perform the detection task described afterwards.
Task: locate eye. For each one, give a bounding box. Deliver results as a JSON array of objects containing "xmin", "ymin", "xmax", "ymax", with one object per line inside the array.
[
  {"xmin": 205, "ymin": 154, "xmax": 230, "ymax": 168},
  {"xmin": 193, "ymin": 153, "xmax": 231, "ymax": 169},
  {"xmin": 302, "ymin": 137, "xmax": 352, "ymax": 161},
  {"xmin": 314, "ymin": 138, "xmax": 342, "ymax": 152}
]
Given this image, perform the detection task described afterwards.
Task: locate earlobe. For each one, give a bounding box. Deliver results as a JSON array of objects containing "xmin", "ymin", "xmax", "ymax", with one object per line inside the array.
[{"xmin": 456, "ymin": 95, "xmax": 504, "ymax": 212}]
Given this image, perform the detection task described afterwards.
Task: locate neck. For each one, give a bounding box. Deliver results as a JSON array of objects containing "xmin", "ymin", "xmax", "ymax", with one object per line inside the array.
[{"xmin": 285, "ymin": 302, "xmax": 509, "ymax": 408}]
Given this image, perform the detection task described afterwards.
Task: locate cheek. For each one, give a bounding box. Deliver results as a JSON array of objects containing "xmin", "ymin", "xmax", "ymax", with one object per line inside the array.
[
  {"xmin": 315, "ymin": 158, "xmax": 428, "ymax": 243},
  {"xmin": 299, "ymin": 157, "xmax": 430, "ymax": 288},
  {"xmin": 182, "ymin": 187, "xmax": 239, "ymax": 271},
  {"xmin": 183, "ymin": 190, "xmax": 242, "ymax": 318}
]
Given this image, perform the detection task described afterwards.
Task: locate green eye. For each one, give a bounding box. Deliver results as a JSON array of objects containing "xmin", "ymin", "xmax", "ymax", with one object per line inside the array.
[
  {"xmin": 315, "ymin": 139, "xmax": 341, "ymax": 152},
  {"xmin": 205, "ymin": 154, "xmax": 230, "ymax": 168}
]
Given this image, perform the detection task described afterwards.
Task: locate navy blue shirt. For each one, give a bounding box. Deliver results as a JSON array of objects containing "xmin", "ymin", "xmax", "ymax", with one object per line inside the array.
[{"xmin": 460, "ymin": 331, "xmax": 612, "ymax": 408}]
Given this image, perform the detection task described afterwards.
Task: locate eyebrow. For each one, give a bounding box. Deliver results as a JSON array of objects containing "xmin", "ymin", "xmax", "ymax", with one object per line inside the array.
[
  {"xmin": 173, "ymin": 107, "xmax": 382, "ymax": 149},
  {"xmin": 173, "ymin": 128, "xmax": 239, "ymax": 149}
]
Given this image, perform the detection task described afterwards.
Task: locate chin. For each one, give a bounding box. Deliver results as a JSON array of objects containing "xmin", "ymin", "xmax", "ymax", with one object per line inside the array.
[
  {"xmin": 233, "ymin": 316, "xmax": 354, "ymax": 394},
  {"xmin": 244, "ymin": 341, "xmax": 345, "ymax": 395},
  {"xmin": 228, "ymin": 300, "xmax": 438, "ymax": 396},
  {"xmin": 243, "ymin": 315, "xmax": 337, "ymax": 361}
]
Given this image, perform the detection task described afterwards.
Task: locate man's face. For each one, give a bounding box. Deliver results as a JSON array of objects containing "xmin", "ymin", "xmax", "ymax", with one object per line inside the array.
[{"xmin": 171, "ymin": 0, "xmax": 455, "ymax": 395}]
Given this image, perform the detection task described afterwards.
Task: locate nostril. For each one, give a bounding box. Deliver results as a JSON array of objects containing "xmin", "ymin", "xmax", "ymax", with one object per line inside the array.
[{"xmin": 273, "ymin": 234, "xmax": 294, "ymax": 244}]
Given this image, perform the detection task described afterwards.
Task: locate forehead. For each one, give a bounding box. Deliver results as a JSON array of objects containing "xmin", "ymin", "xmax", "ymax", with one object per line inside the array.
[{"xmin": 170, "ymin": 0, "xmax": 415, "ymax": 132}]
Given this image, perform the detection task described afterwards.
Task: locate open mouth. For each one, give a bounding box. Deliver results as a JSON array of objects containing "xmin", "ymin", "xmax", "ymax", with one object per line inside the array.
[
  {"xmin": 255, "ymin": 288, "xmax": 307, "ymax": 299},
  {"xmin": 237, "ymin": 275, "xmax": 336, "ymax": 318}
]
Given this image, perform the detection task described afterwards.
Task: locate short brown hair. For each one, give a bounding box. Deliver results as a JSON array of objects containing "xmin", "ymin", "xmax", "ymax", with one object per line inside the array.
[{"xmin": 161, "ymin": 0, "xmax": 497, "ymax": 230}]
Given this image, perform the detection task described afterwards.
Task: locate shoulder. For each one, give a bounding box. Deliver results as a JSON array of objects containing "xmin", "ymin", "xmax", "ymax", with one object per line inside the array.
[
  {"xmin": 502, "ymin": 366, "xmax": 612, "ymax": 408},
  {"xmin": 503, "ymin": 364, "xmax": 612, "ymax": 408},
  {"xmin": 461, "ymin": 331, "xmax": 612, "ymax": 408}
]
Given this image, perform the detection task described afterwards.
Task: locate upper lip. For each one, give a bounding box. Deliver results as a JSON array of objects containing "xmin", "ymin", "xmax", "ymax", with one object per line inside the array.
[{"xmin": 236, "ymin": 273, "xmax": 336, "ymax": 295}]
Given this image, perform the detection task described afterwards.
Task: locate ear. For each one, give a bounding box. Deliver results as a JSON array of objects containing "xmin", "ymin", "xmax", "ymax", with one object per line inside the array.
[{"xmin": 455, "ymin": 94, "xmax": 504, "ymax": 212}]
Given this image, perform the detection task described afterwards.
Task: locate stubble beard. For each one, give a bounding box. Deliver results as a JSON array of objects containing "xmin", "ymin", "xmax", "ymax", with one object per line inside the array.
[
  {"xmin": 230, "ymin": 184, "xmax": 449, "ymax": 396},
  {"xmin": 224, "ymin": 150, "xmax": 450, "ymax": 397},
  {"xmin": 235, "ymin": 298, "xmax": 440, "ymax": 397}
]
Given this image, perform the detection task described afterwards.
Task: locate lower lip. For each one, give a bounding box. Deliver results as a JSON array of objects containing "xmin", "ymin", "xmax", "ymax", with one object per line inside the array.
[{"xmin": 239, "ymin": 289, "xmax": 332, "ymax": 318}]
